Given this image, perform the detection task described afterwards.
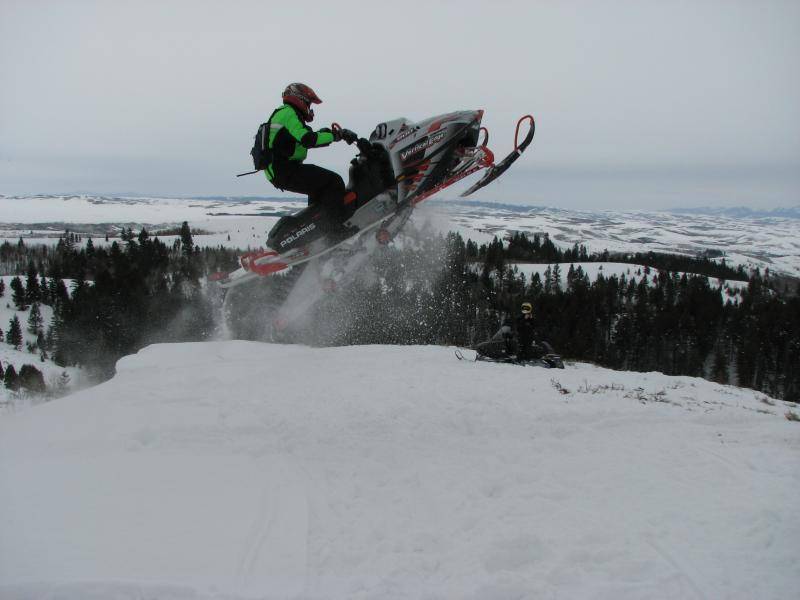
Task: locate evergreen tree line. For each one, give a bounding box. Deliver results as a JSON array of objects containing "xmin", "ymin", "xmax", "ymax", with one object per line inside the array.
[
  {"xmin": 4, "ymin": 226, "xmax": 798, "ymax": 401},
  {"xmin": 0, "ymin": 361, "xmax": 47, "ymax": 394},
  {"xmin": 0, "ymin": 272, "xmax": 56, "ymax": 396},
  {"xmin": 478, "ymin": 232, "xmax": 752, "ymax": 282},
  {"xmin": 1, "ymin": 226, "xmax": 238, "ymax": 283},
  {"xmin": 4, "ymin": 223, "xmax": 238, "ymax": 379}
]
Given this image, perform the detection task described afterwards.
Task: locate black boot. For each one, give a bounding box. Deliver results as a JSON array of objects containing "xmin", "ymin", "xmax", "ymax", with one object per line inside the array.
[{"xmin": 320, "ymin": 208, "xmax": 357, "ymax": 243}]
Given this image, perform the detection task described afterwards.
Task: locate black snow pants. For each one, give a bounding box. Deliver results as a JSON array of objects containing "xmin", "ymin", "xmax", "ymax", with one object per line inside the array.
[{"xmin": 272, "ymin": 162, "xmax": 347, "ymax": 220}]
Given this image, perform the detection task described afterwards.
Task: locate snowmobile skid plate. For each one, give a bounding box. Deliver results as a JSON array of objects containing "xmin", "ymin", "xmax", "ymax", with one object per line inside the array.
[{"xmin": 214, "ymin": 217, "xmax": 385, "ymax": 289}]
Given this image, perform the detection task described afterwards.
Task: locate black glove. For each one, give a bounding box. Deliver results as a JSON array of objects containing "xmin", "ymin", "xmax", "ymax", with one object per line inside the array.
[{"xmin": 339, "ymin": 128, "xmax": 358, "ymax": 144}]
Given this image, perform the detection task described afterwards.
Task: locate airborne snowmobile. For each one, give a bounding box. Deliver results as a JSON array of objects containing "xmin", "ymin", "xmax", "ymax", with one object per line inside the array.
[{"xmin": 212, "ymin": 110, "xmax": 535, "ymax": 289}]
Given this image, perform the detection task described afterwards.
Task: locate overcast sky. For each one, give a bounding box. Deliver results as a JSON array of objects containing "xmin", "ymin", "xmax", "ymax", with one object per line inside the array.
[{"xmin": 1, "ymin": 0, "xmax": 798, "ymax": 209}]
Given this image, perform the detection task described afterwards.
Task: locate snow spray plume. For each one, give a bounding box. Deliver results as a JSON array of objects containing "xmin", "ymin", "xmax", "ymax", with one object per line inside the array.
[
  {"xmin": 220, "ymin": 268, "xmax": 303, "ymax": 342},
  {"xmin": 219, "ymin": 213, "xmax": 462, "ymax": 348},
  {"xmin": 276, "ymin": 217, "xmax": 459, "ymax": 347},
  {"xmin": 138, "ymin": 282, "xmax": 217, "ymax": 348}
]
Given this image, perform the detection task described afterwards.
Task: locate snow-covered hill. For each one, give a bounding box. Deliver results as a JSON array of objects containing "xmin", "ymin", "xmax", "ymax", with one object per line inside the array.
[
  {"xmin": 505, "ymin": 262, "xmax": 749, "ymax": 303},
  {"xmin": 1, "ymin": 195, "xmax": 798, "ymax": 277},
  {"xmin": 1, "ymin": 342, "xmax": 797, "ymax": 599},
  {"xmin": 430, "ymin": 201, "xmax": 800, "ymax": 278}
]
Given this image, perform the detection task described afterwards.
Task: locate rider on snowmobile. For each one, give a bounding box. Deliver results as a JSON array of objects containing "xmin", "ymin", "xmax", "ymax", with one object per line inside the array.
[
  {"xmin": 514, "ymin": 302, "xmax": 537, "ymax": 360},
  {"xmin": 493, "ymin": 302, "xmax": 554, "ymax": 361},
  {"xmin": 263, "ymin": 83, "xmax": 358, "ymax": 227}
]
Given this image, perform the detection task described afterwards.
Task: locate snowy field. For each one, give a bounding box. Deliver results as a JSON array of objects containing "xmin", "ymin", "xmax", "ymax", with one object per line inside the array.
[
  {"xmin": 0, "ymin": 195, "xmax": 301, "ymax": 252},
  {"xmin": 1, "ymin": 195, "xmax": 798, "ymax": 277},
  {"xmin": 1, "ymin": 341, "xmax": 797, "ymax": 599},
  {"xmin": 428, "ymin": 202, "xmax": 800, "ymax": 278}
]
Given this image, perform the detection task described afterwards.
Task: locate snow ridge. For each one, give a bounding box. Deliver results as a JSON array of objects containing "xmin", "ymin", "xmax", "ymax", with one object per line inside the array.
[{"xmin": 1, "ymin": 341, "xmax": 797, "ymax": 599}]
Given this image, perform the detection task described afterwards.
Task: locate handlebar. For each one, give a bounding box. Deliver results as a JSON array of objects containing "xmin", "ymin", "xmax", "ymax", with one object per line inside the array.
[{"xmin": 331, "ymin": 122, "xmax": 360, "ymax": 145}]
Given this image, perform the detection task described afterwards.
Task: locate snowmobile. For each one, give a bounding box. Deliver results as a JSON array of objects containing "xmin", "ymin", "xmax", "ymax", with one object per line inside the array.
[
  {"xmin": 455, "ymin": 340, "xmax": 565, "ymax": 369},
  {"xmin": 211, "ymin": 110, "xmax": 535, "ymax": 289}
]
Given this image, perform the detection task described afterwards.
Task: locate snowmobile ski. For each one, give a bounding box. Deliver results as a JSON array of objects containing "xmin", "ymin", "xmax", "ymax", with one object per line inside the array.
[{"xmin": 461, "ymin": 115, "xmax": 535, "ymax": 197}]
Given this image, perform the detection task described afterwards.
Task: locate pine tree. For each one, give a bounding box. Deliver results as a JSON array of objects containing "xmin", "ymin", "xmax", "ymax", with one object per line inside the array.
[
  {"xmin": 551, "ymin": 264, "xmax": 562, "ymax": 291},
  {"xmin": 529, "ymin": 272, "xmax": 543, "ymax": 299},
  {"xmin": 4, "ymin": 364, "xmax": 19, "ymax": 391},
  {"xmin": 25, "ymin": 262, "xmax": 41, "ymax": 303},
  {"xmin": 63, "ymin": 230, "xmax": 75, "ymax": 251},
  {"xmin": 27, "ymin": 302, "xmax": 43, "ymax": 335},
  {"xmin": 0, "ymin": 279, "xmax": 5, "ymax": 297},
  {"xmin": 54, "ymin": 279, "xmax": 69, "ymax": 304},
  {"xmin": 0, "ymin": 361, "xmax": 4, "ymax": 379},
  {"xmin": 45, "ymin": 325, "xmax": 56, "ymax": 352},
  {"xmin": 36, "ymin": 331, "xmax": 46, "ymax": 351},
  {"xmin": 711, "ymin": 342, "xmax": 729, "ymax": 384},
  {"xmin": 6, "ymin": 315, "xmax": 23, "ymax": 350},
  {"xmin": 19, "ymin": 364, "xmax": 45, "ymax": 393},
  {"xmin": 179, "ymin": 221, "xmax": 194, "ymax": 256},
  {"xmin": 10, "ymin": 276, "xmax": 26, "ymax": 310},
  {"xmin": 566, "ymin": 264, "xmax": 576, "ymax": 290},
  {"xmin": 37, "ymin": 276, "xmax": 48, "ymax": 305}
]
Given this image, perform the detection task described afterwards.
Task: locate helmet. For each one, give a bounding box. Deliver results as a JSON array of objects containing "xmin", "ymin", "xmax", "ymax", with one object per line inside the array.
[
  {"xmin": 521, "ymin": 302, "xmax": 533, "ymax": 315},
  {"xmin": 282, "ymin": 82, "xmax": 322, "ymax": 122}
]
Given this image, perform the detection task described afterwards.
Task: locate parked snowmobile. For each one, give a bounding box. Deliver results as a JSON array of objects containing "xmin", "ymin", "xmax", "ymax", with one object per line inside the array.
[
  {"xmin": 212, "ymin": 110, "xmax": 534, "ymax": 289},
  {"xmin": 477, "ymin": 339, "xmax": 564, "ymax": 369},
  {"xmin": 455, "ymin": 340, "xmax": 565, "ymax": 369}
]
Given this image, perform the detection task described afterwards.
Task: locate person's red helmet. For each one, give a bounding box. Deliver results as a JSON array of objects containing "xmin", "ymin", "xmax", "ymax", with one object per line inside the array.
[{"xmin": 282, "ymin": 83, "xmax": 322, "ymax": 122}]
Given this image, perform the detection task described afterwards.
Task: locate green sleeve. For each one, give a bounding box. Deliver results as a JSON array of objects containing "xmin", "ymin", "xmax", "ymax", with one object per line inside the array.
[
  {"xmin": 314, "ymin": 130, "xmax": 335, "ymax": 146},
  {"xmin": 282, "ymin": 107, "xmax": 334, "ymax": 148}
]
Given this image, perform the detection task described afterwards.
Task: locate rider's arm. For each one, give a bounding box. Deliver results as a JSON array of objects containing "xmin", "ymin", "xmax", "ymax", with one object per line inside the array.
[
  {"xmin": 491, "ymin": 321, "xmax": 513, "ymax": 341},
  {"xmin": 284, "ymin": 110, "xmax": 335, "ymax": 149}
]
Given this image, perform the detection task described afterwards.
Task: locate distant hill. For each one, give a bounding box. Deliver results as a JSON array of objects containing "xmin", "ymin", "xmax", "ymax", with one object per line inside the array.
[
  {"xmin": 666, "ymin": 206, "xmax": 800, "ymax": 220},
  {"xmin": 1, "ymin": 194, "xmax": 798, "ymax": 277}
]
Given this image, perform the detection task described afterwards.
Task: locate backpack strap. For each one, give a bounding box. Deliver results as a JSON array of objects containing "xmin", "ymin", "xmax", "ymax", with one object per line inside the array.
[{"xmin": 263, "ymin": 108, "xmax": 283, "ymax": 178}]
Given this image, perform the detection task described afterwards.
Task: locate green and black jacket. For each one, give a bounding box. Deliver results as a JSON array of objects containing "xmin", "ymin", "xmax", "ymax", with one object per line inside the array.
[{"xmin": 263, "ymin": 103, "xmax": 335, "ymax": 180}]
